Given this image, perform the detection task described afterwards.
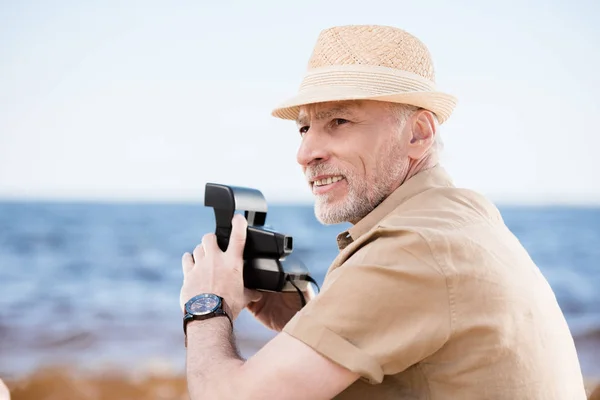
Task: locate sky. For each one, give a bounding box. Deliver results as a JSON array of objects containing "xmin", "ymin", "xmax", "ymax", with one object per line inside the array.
[{"xmin": 1, "ymin": 0, "xmax": 599, "ymax": 205}]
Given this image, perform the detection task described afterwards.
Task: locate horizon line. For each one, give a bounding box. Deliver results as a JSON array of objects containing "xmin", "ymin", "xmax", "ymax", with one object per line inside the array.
[{"xmin": 1, "ymin": 194, "xmax": 600, "ymax": 208}]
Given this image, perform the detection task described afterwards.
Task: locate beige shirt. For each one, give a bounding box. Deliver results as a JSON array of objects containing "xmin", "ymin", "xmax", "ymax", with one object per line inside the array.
[{"xmin": 283, "ymin": 166, "xmax": 587, "ymax": 399}]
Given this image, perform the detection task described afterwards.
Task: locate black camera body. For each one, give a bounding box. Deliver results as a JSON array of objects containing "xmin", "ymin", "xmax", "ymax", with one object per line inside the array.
[{"xmin": 204, "ymin": 183, "xmax": 311, "ymax": 292}]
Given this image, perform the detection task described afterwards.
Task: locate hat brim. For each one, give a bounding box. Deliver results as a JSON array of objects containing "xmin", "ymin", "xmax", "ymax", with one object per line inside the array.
[{"xmin": 271, "ymin": 86, "xmax": 457, "ymax": 124}]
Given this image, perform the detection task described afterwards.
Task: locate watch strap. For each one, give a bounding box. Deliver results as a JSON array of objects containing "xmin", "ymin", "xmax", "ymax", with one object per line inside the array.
[{"xmin": 183, "ymin": 303, "xmax": 233, "ymax": 335}]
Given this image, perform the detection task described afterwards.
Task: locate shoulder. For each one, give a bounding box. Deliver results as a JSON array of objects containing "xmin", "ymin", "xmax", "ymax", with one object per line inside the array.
[
  {"xmin": 337, "ymin": 186, "xmax": 505, "ymax": 275},
  {"xmin": 327, "ymin": 226, "xmax": 446, "ymax": 292},
  {"xmin": 383, "ymin": 186, "xmax": 504, "ymax": 231},
  {"xmin": 328, "ymin": 184, "xmax": 509, "ymax": 284}
]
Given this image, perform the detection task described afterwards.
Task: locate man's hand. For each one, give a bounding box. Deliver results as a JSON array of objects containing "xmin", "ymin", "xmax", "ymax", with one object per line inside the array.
[
  {"xmin": 247, "ymin": 285, "xmax": 315, "ymax": 332},
  {"xmin": 180, "ymin": 213, "xmax": 260, "ymax": 320},
  {"xmin": 180, "ymin": 214, "xmax": 360, "ymax": 400}
]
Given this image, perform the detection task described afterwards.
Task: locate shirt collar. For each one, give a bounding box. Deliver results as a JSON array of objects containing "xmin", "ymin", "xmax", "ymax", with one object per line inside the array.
[{"xmin": 336, "ymin": 165, "xmax": 454, "ymax": 250}]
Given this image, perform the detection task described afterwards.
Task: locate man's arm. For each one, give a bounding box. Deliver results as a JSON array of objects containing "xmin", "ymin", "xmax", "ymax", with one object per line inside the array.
[
  {"xmin": 186, "ymin": 318, "xmax": 360, "ymax": 400},
  {"xmin": 180, "ymin": 214, "xmax": 359, "ymax": 399},
  {"xmin": 185, "ymin": 318, "xmax": 243, "ymax": 397}
]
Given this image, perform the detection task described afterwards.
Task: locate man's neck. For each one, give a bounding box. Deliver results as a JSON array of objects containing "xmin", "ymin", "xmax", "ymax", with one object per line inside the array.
[
  {"xmin": 392, "ymin": 153, "xmax": 439, "ymax": 192},
  {"xmin": 347, "ymin": 153, "xmax": 439, "ymax": 226},
  {"xmin": 403, "ymin": 153, "xmax": 438, "ymax": 184}
]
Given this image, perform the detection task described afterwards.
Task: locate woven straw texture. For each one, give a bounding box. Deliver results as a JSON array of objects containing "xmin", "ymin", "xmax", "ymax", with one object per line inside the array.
[
  {"xmin": 271, "ymin": 25, "xmax": 457, "ymax": 124},
  {"xmin": 307, "ymin": 25, "xmax": 436, "ymax": 82}
]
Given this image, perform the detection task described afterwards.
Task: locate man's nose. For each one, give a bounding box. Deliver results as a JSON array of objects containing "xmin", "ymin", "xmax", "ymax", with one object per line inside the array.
[{"xmin": 296, "ymin": 130, "xmax": 330, "ymax": 167}]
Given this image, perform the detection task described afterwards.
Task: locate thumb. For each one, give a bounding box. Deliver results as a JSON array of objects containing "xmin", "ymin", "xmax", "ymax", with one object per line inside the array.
[{"xmin": 227, "ymin": 213, "xmax": 248, "ymax": 257}]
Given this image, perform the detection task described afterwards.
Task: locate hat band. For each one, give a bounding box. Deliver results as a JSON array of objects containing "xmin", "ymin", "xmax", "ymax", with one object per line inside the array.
[{"xmin": 299, "ymin": 64, "xmax": 436, "ymax": 95}]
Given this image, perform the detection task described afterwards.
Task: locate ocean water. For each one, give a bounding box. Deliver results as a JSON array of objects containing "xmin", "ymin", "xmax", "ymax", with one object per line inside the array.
[{"xmin": 0, "ymin": 202, "xmax": 599, "ymax": 379}]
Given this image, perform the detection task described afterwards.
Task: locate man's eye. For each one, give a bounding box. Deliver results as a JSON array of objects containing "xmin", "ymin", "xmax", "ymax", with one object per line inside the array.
[
  {"xmin": 334, "ymin": 118, "xmax": 349, "ymax": 126},
  {"xmin": 299, "ymin": 126, "xmax": 309, "ymax": 135}
]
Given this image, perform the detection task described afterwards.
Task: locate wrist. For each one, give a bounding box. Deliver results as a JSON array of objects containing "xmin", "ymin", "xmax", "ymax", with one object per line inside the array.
[
  {"xmin": 185, "ymin": 315, "xmax": 233, "ymax": 348},
  {"xmin": 187, "ymin": 315, "xmax": 231, "ymax": 333},
  {"xmin": 183, "ymin": 293, "xmax": 234, "ymax": 346}
]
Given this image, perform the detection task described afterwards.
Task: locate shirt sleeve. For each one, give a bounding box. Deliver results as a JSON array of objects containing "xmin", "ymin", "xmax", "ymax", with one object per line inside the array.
[{"xmin": 282, "ymin": 230, "xmax": 451, "ymax": 384}]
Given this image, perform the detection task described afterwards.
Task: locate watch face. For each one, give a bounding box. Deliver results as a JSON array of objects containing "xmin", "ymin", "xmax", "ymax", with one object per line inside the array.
[{"xmin": 187, "ymin": 294, "xmax": 220, "ymax": 316}]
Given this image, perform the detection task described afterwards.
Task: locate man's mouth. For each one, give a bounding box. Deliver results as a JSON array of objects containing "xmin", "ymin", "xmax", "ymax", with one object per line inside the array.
[
  {"xmin": 312, "ymin": 175, "xmax": 345, "ymax": 187},
  {"xmin": 310, "ymin": 175, "xmax": 346, "ymax": 194}
]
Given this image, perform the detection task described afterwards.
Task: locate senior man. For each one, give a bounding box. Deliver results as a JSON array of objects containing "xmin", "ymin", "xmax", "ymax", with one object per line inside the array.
[{"xmin": 180, "ymin": 25, "xmax": 587, "ymax": 399}]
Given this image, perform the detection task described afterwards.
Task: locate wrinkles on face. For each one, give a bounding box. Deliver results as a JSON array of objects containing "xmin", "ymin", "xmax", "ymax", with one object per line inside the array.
[
  {"xmin": 297, "ymin": 105, "xmax": 358, "ymax": 131},
  {"xmin": 297, "ymin": 101, "xmax": 412, "ymax": 225}
]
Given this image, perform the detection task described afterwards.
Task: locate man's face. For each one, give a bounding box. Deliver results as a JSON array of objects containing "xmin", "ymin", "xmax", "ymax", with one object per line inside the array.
[{"xmin": 296, "ymin": 100, "xmax": 413, "ymax": 225}]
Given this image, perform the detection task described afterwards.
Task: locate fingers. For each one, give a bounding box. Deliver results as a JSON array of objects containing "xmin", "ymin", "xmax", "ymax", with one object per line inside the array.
[
  {"xmin": 182, "ymin": 252, "xmax": 194, "ymax": 275},
  {"xmin": 203, "ymin": 233, "xmax": 218, "ymax": 251},
  {"xmin": 244, "ymin": 288, "xmax": 262, "ymax": 303},
  {"xmin": 227, "ymin": 213, "xmax": 248, "ymax": 257},
  {"xmin": 192, "ymin": 243, "xmax": 205, "ymax": 262}
]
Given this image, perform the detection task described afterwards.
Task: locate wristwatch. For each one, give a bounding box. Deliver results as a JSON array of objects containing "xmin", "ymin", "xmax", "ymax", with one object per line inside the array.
[{"xmin": 183, "ymin": 293, "xmax": 232, "ymax": 335}]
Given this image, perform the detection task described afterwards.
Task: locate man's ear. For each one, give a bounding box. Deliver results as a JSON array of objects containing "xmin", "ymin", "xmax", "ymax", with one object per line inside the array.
[{"xmin": 407, "ymin": 109, "xmax": 437, "ymax": 159}]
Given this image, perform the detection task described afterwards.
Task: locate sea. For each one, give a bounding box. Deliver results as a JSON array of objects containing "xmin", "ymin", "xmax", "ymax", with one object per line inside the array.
[{"xmin": 0, "ymin": 201, "xmax": 599, "ymax": 380}]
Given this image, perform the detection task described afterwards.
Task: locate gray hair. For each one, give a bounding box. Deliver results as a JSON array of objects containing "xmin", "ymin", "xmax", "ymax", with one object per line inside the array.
[{"xmin": 387, "ymin": 103, "xmax": 443, "ymax": 152}]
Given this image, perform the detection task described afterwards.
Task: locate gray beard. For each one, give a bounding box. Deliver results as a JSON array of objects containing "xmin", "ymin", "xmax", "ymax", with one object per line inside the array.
[
  {"xmin": 313, "ymin": 144, "xmax": 407, "ymax": 225},
  {"xmin": 314, "ymin": 181, "xmax": 387, "ymax": 225}
]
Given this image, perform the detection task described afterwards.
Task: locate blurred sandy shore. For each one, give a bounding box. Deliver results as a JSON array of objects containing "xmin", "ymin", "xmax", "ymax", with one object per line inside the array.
[
  {"xmin": 4, "ymin": 367, "xmax": 189, "ymax": 400},
  {"xmin": 2, "ymin": 367, "xmax": 599, "ymax": 400}
]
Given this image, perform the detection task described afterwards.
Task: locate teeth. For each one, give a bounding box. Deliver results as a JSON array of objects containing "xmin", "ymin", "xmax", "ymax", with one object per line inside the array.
[{"xmin": 313, "ymin": 176, "xmax": 343, "ymax": 186}]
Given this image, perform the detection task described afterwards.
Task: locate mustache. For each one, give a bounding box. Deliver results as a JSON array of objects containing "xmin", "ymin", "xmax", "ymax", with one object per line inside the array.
[{"xmin": 305, "ymin": 164, "xmax": 348, "ymax": 181}]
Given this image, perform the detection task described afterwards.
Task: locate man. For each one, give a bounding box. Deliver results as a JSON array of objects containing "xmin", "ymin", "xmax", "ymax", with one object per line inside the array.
[{"xmin": 179, "ymin": 25, "xmax": 587, "ymax": 399}]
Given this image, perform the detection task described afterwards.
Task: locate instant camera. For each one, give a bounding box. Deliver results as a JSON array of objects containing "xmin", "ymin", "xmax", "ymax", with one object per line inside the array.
[{"xmin": 204, "ymin": 183, "xmax": 314, "ymax": 293}]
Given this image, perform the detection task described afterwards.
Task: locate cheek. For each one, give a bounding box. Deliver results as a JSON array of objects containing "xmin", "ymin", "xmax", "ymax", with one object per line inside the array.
[
  {"xmin": 367, "ymin": 139, "xmax": 406, "ymax": 176},
  {"xmin": 341, "ymin": 142, "xmax": 373, "ymax": 179},
  {"xmin": 360, "ymin": 139, "xmax": 392, "ymax": 172},
  {"xmin": 337, "ymin": 127, "xmax": 398, "ymax": 178}
]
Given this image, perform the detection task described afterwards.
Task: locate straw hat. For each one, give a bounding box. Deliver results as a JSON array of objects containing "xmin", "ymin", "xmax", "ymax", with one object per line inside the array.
[{"xmin": 271, "ymin": 25, "xmax": 457, "ymax": 124}]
